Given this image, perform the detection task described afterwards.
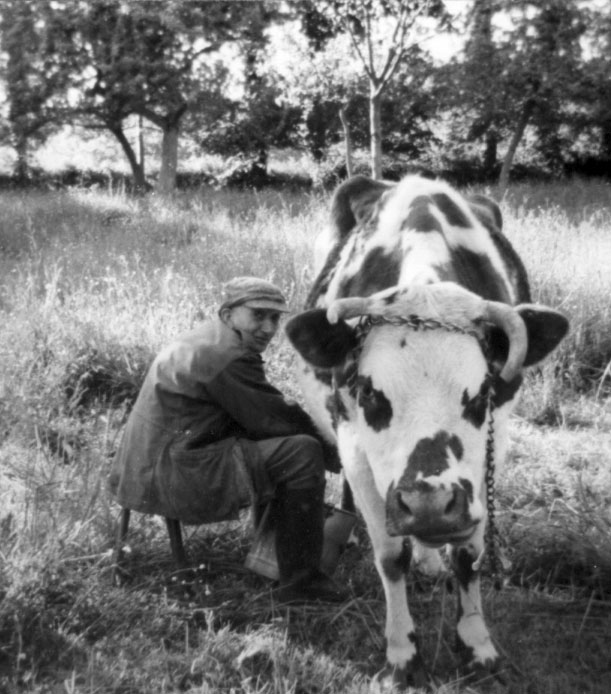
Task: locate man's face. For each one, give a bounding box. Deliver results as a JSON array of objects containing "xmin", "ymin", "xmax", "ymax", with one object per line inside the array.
[{"xmin": 222, "ymin": 305, "xmax": 282, "ymax": 353}]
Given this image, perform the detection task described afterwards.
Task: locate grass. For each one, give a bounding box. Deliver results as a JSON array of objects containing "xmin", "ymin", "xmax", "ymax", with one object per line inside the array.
[{"xmin": 1, "ymin": 177, "xmax": 611, "ymax": 693}]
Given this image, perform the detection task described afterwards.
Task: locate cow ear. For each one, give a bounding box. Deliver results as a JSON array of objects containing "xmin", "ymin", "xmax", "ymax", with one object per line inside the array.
[
  {"xmin": 487, "ymin": 305, "xmax": 569, "ymax": 368},
  {"xmin": 285, "ymin": 309, "xmax": 358, "ymax": 369},
  {"xmin": 516, "ymin": 304, "xmax": 569, "ymax": 366}
]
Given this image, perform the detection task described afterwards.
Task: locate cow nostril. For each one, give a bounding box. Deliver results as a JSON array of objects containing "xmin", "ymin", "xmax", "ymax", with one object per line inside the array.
[
  {"xmin": 444, "ymin": 492, "xmax": 457, "ymax": 515},
  {"xmin": 396, "ymin": 490, "xmax": 413, "ymax": 516}
]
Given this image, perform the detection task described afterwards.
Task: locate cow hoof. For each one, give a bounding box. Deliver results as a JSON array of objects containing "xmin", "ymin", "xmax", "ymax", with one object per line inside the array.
[{"xmin": 373, "ymin": 657, "xmax": 429, "ymax": 692}]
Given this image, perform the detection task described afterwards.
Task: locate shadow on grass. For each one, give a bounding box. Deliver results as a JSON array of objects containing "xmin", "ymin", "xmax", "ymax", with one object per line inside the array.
[{"xmin": 106, "ymin": 518, "xmax": 611, "ymax": 694}]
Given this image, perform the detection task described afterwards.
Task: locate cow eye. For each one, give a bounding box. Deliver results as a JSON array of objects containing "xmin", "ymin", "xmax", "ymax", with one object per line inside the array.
[{"xmin": 358, "ymin": 376, "xmax": 374, "ymax": 399}]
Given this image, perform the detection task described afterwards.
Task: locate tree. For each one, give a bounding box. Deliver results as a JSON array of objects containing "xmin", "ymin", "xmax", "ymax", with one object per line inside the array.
[
  {"xmin": 277, "ymin": 26, "xmax": 366, "ymax": 173},
  {"xmin": 196, "ymin": 66, "xmax": 302, "ymax": 176},
  {"xmin": 461, "ymin": 0, "xmax": 502, "ymax": 176},
  {"xmin": 0, "ymin": 0, "xmax": 75, "ymax": 179},
  {"xmin": 312, "ymin": 0, "xmax": 449, "ymax": 179},
  {"xmin": 453, "ymin": 0, "xmax": 591, "ymax": 193},
  {"xmin": 498, "ymin": 0, "xmax": 590, "ymax": 192},
  {"xmin": 0, "ymin": 1, "xmax": 276, "ymax": 192},
  {"xmin": 70, "ymin": 1, "xmax": 273, "ymax": 192},
  {"xmin": 569, "ymin": 3, "xmax": 611, "ymax": 172},
  {"xmin": 193, "ymin": 11, "xmax": 303, "ymax": 177}
]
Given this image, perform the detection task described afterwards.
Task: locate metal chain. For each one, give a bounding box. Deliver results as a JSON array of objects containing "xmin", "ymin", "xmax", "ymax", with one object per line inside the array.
[
  {"xmin": 346, "ymin": 312, "xmax": 505, "ymax": 588},
  {"xmin": 483, "ymin": 380, "xmax": 503, "ymax": 589},
  {"xmin": 359, "ymin": 314, "xmax": 482, "ymax": 341}
]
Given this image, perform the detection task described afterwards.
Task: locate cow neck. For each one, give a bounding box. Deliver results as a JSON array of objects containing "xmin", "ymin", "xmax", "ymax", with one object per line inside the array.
[{"xmin": 335, "ymin": 312, "xmax": 504, "ymax": 589}]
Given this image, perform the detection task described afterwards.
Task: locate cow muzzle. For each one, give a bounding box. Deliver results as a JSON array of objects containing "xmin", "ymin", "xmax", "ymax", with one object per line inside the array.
[{"xmin": 385, "ymin": 481, "xmax": 478, "ymax": 545}]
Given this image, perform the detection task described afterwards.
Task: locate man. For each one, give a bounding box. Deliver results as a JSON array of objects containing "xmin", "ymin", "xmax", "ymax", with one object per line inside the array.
[{"xmin": 109, "ymin": 276, "xmax": 346, "ymax": 603}]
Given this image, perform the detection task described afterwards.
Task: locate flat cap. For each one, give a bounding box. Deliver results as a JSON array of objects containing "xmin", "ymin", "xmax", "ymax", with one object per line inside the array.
[{"xmin": 220, "ymin": 276, "xmax": 289, "ymax": 312}]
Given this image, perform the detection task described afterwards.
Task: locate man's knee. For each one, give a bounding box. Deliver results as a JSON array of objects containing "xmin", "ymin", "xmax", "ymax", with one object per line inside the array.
[{"xmin": 280, "ymin": 434, "xmax": 325, "ymax": 489}]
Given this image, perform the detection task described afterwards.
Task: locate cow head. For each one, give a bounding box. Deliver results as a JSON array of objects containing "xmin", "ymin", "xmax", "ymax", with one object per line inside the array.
[{"xmin": 286, "ymin": 282, "xmax": 568, "ymax": 546}]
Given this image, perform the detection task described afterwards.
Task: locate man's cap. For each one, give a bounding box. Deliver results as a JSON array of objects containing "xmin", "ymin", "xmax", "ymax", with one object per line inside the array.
[{"xmin": 220, "ymin": 276, "xmax": 289, "ymax": 312}]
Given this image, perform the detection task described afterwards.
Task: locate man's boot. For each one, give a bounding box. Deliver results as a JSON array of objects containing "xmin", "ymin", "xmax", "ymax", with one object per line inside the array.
[{"xmin": 274, "ymin": 486, "xmax": 349, "ymax": 603}]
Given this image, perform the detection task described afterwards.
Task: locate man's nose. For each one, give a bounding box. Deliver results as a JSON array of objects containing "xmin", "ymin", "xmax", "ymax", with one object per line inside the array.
[{"xmin": 261, "ymin": 318, "xmax": 278, "ymax": 334}]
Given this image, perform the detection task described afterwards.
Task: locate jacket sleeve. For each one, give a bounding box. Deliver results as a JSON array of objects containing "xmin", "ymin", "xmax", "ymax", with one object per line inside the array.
[{"xmin": 204, "ymin": 353, "xmax": 318, "ymax": 440}]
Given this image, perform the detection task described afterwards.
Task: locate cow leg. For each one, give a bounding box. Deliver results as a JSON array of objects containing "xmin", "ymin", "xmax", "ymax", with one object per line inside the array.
[
  {"xmin": 337, "ymin": 428, "xmax": 428, "ymax": 690},
  {"xmin": 450, "ymin": 523, "xmax": 500, "ymax": 674}
]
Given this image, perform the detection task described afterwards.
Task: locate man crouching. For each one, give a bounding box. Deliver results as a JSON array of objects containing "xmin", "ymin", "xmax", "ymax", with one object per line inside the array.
[{"xmin": 109, "ymin": 276, "xmax": 346, "ymax": 603}]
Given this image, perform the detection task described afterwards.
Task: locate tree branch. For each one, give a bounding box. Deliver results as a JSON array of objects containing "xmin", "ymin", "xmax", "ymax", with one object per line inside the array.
[
  {"xmin": 363, "ymin": 0, "xmax": 375, "ymax": 76},
  {"xmin": 378, "ymin": 0, "xmax": 431, "ymax": 88},
  {"xmin": 337, "ymin": 1, "xmax": 375, "ymax": 82}
]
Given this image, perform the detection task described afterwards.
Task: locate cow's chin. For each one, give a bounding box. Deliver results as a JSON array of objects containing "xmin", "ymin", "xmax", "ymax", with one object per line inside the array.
[{"xmin": 411, "ymin": 527, "xmax": 477, "ymax": 548}]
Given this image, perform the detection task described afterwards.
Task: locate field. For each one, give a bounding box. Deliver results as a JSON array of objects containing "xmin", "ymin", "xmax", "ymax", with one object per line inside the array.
[{"xmin": 1, "ymin": 178, "xmax": 611, "ymax": 694}]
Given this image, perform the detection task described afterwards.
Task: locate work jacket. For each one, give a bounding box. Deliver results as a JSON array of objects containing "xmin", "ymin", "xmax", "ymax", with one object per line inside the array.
[{"xmin": 108, "ymin": 317, "xmax": 319, "ymax": 524}]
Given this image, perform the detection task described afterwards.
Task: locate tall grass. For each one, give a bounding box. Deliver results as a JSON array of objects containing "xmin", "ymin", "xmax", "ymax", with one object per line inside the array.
[
  {"xmin": 1, "ymin": 179, "xmax": 611, "ymax": 693},
  {"xmin": 503, "ymin": 181, "xmax": 611, "ymax": 395}
]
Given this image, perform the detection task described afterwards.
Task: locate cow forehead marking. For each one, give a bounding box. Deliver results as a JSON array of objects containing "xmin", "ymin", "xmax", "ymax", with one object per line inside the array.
[{"xmin": 399, "ymin": 431, "xmax": 464, "ymax": 486}]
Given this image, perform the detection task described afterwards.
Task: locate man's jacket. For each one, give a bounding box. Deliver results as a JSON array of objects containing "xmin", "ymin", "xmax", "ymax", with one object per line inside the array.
[{"xmin": 108, "ymin": 317, "xmax": 320, "ymax": 524}]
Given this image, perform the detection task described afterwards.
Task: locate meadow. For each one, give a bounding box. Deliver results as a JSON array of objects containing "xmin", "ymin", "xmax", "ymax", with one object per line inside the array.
[{"xmin": 0, "ymin": 177, "xmax": 610, "ymax": 694}]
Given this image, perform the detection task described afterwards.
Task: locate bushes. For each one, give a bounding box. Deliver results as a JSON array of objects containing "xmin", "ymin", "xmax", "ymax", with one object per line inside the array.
[{"xmin": 62, "ymin": 345, "xmax": 150, "ymax": 415}]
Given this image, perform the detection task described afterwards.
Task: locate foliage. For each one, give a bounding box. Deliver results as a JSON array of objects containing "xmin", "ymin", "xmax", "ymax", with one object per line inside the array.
[
  {"xmin": 0, "ymin": 1, "xmax": 279, "ymax": 191},
  {"xmin": 65, "ymin": 0, "xmax": 274, "ymax": 191},
  {"xmin": 197, "ymin": 73, "xmax": 302, "ymax": 169},
  {"xmin": 440, "ymin": 0, "xmax": 606, "ymax": 189},
  {"xmin": 0, "ymin": 0, "xmax": 77, "ymax": 178},
  {"xmin": 2, "ymin": 0, "xmax": 611, "ymax": 186},
  {"xmin": 304, "ymin": 0, "xmax": 450, "ymax": 178}
]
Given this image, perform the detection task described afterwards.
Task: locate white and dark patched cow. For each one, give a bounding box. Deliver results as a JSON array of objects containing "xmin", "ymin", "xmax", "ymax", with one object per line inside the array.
[{"xmin": 285, "ymin": 175, "xmax": 568, "ymax": 688}]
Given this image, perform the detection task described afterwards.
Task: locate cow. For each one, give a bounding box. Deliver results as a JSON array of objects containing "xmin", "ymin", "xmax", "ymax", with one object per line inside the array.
[{"xmin": 285, "ymin": 175, "xmax": 568, "ymax": 689}]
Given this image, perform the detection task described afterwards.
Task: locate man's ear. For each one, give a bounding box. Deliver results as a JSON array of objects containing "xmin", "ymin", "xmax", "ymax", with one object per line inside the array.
[
  {"xmin": 488, "ymin": 304, "xmax": 569, "ymax": 368},
  {"xmin": 219, "ymin": 307, "xmax": 232, "ymax": 325},
  {"xmin": 285, "ymin": 309, "xmax": 358, "ymax": 369}
]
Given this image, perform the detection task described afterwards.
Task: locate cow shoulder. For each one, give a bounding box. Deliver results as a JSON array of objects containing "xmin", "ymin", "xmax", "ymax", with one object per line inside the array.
[
  {"xmin": 331, "ymin": 175, "xmax": 392, "ymax": 241},
  {"xmin": 467, "ymin": 194, "xmax": 503, "ymax": 233},
  {"xmin": 468, "ymin": 194, "xmax": 531, "ymax": 304},
  {"xmin": 306, "ymin": 176, "xmax": 393, "ymax": 309},
  {"xmin": 442, "ymin": 191, "xmax": 529, "ymax": 305}
]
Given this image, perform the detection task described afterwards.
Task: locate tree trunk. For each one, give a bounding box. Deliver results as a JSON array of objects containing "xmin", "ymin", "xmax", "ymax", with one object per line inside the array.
[
  {"xmin": 498, "ymin": 100, "xmax": 534, "ymax": 197},
  {"xmin": 601, "ymin": 117, "xmax": 611, "ymax": 159},
  {"xmin": 339, "ymin": 105, "xmax": 354, "ymax": 178},
  {"xmin": 156, "ymin": 104, "xmax": 187, "ymax": 194},
  {"xmin": 157, "ymin": 124, "xmax": 179, "ymax": 194},
  {"xmin": 369, "ymin": 85, "xmax": 382, "ymax": 180},
  {"xmin": 483, "ymin": 129, "xmax": 498, "ymax": 177},
  {"xmin": 14, "ymin": 134, "xmax": 29, "ymax": 181},
  {"xmin": 466, "ymin": 0, "xmax": 493, "ymax": 59},
  {"xmin": 137, "ymin": 114, "xmax": 145, "ymax": 176},
  {"xmin": 111, "ymin": 125, "xmax": 147, "ymax": 192}
]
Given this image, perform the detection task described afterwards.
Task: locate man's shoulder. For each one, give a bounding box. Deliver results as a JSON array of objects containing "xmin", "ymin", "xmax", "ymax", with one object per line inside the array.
[{"xmin": 157, "ymin": 318, "xmax": 248, "ymax": 382}]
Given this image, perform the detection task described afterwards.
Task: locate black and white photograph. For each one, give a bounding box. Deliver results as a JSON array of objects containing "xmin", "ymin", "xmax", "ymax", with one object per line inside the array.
[{"xmin": 0, "ymin": 1, "xmax": 610, "ymax": 692}]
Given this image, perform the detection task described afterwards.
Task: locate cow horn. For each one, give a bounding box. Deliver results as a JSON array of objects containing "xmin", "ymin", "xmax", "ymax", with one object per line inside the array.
[
  {"xmin": 483, "ymin": 301, "xmax": 528, "ymax": 382},
  {"xmin": 326, "ymin": 297, "xmax": 371, "ymax": 324}
]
